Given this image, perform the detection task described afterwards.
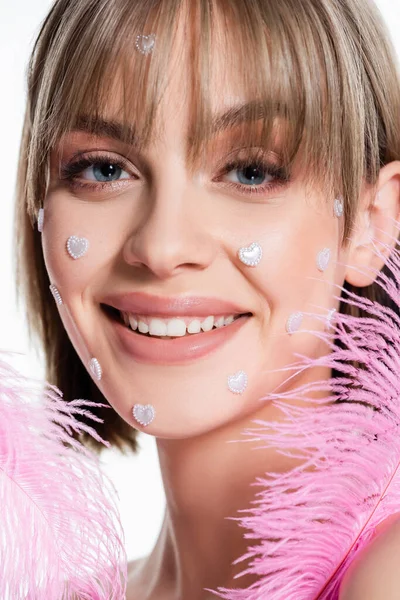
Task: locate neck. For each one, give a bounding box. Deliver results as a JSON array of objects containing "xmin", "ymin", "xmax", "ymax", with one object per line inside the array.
[{"xmin": 139, "ymin": 367, "xmax": 332, "ymax": 599}]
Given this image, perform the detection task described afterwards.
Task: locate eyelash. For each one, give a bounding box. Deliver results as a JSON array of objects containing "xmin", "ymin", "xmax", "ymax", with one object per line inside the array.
[{"xmin": 59, "ymin": 151, "xmax": 290, "ymax": 197}]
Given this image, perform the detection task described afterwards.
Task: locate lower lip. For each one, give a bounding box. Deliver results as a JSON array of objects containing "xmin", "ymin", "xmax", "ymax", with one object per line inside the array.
[{"xmin": 109, "ymin": 314, "xmax": 251, "ymax": 364}]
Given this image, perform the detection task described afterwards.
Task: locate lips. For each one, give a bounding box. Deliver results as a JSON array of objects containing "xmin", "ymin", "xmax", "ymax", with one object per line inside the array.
[
  {"xmin": 102, "ymin": 291, "xmax": 252, "ymax": 318},
  {"xmin": 102, "ymin": 304, "xmax": 251, "ymax": 364},
  {"xmin": 101, "ymin": 292, "xmax": 253, "ymax": 364}
]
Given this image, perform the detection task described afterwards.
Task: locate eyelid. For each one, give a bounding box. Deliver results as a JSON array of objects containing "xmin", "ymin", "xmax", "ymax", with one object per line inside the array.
[
  {"xmin": 213, "ymin": 146, "xmax": 283, "ymax": 170},
  {"xmin": 57, "ymin": 147, "xmax": 290, "ymax": 198},
  {"xmin": 59, "ymin": 150, "xmax": 140, "ymax": 180}
]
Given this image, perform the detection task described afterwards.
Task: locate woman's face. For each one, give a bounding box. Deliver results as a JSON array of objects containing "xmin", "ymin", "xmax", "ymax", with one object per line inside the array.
[{"xmin": 43, "ymin": 28, "xmax": 351, "ymax": 439}]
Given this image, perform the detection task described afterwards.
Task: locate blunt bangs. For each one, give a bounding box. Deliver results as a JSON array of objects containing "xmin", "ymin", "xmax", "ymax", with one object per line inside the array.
[{"xmin": 26, "ymin": 0, "xmax": 385, "ymax": 244}]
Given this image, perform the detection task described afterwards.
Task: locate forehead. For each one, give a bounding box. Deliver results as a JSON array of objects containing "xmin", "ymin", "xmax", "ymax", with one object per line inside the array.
[
  {"xmin": 90, "ymin": 20, "xmax": 287, "ymax": 166},
  {"xmin": 101, "ymin": 10, "xmax": 260, "ymax": 134},
  {"xmin": 46, "ymin": 0, "xmax": 318, "ymax": 179}
]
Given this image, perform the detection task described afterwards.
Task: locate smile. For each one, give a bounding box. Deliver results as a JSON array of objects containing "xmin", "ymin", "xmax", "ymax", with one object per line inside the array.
[
  {"xmin": 119, "ymin": 311, "xmax": 246, "ymax": 338},
  {"xmin": 102, "ymin": 304, "xmax": 252, "ymax": 364}
]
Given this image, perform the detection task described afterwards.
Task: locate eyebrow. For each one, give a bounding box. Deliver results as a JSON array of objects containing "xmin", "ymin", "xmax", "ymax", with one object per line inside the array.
[
  {"xmin": 210, "ymin": 100, "xmax": 280, "ymax": 133},
  {"xmin": 69, "ymin": 100, "xmax": 281, "ymax": 145},
  {"xmin": 70, "ymin": 115, "xmax": 138, "ymax": 145}
]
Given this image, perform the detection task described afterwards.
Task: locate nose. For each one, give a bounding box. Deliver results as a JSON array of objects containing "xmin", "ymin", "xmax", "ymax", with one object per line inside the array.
[{"xmin": 122, "ymin": 185, "xmax": 216, "ymax": 280}]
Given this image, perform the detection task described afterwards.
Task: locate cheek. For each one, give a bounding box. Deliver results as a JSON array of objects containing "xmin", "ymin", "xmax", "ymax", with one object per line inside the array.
[
  {"xmin": 42, "ymin": 195, "xmax": 125, "ymax": 293},
  {"xmin": 248, "ymin": 210, "xmax": 338, "ymax": 306},
  {"xmin": 41, "ymin": 195, "xmax": 132, "ymax": 376}
]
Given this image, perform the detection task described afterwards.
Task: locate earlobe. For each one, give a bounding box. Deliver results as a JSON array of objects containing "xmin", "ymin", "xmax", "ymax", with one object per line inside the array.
[{"xmin": 345, "ymin": 162, "xmax": 400, "ymax": 288}]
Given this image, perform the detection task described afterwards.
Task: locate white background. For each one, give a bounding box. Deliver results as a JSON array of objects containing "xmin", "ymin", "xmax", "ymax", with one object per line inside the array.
[{"xmin": 1, "ymin": 0, "xmax": 400, "ymax": 562}]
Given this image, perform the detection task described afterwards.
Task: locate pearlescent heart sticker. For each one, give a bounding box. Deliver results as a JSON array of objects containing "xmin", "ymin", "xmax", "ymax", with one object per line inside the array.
[
  {"xmin": 334, "ymin": 197, "xmax": 344, "ymax": 218},
  {"xmin": 325, "ymin": 308, "xmax": 337, "ymax": 331},
  {"xmin": 67, "ymin": 235, "xmax": 89, "ymax": 260},
  {"xmin": 135, "ymin": 34, "xmax": 156, "ymax": 55},
  {"xmin": 133, "ymin": 404, "xmax": 155, "ymax": 427},
  {"xmin": 49, "ymin": 284, "xmax": 63, "ymax": 306},
  {"xmin": 227, "ymin": 370, "xmax": 248, "ymax": 395},
  {"xmin": 238, "ymin": 242, "xmax": 263, "ymax": 267},
  {"xmin": 286, "ymin": 312, "xmax": 303, "ymax": 335},
  {"xmin": 37, "ymin": 208, "xmax": 44, "ymax": 233},
  {"xmin": 89, "ymin": 358, "xmax": 102, "ymax": 381},
  {"xmin": 317, "ymin": 247, "xmax": 331, "ymax": 272}
]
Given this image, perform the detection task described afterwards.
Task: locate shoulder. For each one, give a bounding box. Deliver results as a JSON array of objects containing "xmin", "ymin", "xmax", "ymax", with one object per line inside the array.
[{"xmin": 339, "ymin": 512, "xmax": 400, "ymax": 600}]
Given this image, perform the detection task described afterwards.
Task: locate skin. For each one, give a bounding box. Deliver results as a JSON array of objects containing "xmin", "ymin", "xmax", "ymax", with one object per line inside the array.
[
  {"xmin": 42, "ymin": 11, "xmax": 400, "ymax": 600},
  {"xmin": 339, "ymin": 512, "xmax": 400, "ymax": 599}
]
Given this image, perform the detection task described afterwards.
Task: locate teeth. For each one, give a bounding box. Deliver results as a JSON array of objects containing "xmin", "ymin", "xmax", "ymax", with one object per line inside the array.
[
  {"xmin": 214, "ymin": 316, "xmax": 225, "ymax": 328},
  {"xmin": 129, "ymin": 315, "xmax": 138, "ymax": 330},
  {"xmin": 187, "ymin": 319, "xmax": 201, "ymax": 334},
  {"xmin": 201, "ymin": 316, "xmax": 214, "ymax": 332},
  {"xmin": 120, "ymin": 312, "xmax": 244, "ymax": 337},
  {"xmin": 138, "ymin": 321, "xmax": 149, "ymax": 334},
  {"xmin": 149, "ymin": 319, "xmax": 167, "ymax": 336},
  {"xmin": 166, "ymin": 318, "xmax": 187, "ymax": 337}
]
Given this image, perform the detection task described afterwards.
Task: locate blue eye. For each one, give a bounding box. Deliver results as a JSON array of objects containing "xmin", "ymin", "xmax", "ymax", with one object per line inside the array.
[
  {"xmin": 60, "ymin": 153, "xmax": 133, "ymax": 190},
  {"xmin": 217, "ymin": 156, "xmax": 290, "ymax": 197},
  {"xmin": 93, "ymin": 163, "xmax": 122, "ymax": 182},
  {"xmin": 85, "ymin": 162, "xmax": 130, "ymax": 182},
  {"xmin": 223, "ymin": 161, "xmax": 275, "ymax": 188},
  {"xmin": 235, "ymin": 165, "xmax": 269, "ymax": 186}
]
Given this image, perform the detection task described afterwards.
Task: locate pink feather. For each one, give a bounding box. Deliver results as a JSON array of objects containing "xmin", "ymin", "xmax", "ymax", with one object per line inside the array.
[
  {"xmin": 0, "ymin": 354, "xmax": 127, "ymax": 599},
  {"xmin": 208, "ymin": 218, "xmax": 400, "ymax": 599}
]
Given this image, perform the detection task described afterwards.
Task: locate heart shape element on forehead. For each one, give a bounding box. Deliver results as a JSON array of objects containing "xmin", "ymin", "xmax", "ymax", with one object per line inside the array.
[
  {"xmin": 238, "ymin": 242, "xmax": 263, "ymax": 267},
  {"xmin": 227, "ymin": 371, "xmax": 248, "ymax": 395},
  {"xmin": 66, "ymin": 236, "xmax": 89, "ymax": 260},
  {"xmin": 133, "ymin": 404, "xmax": 155, "ymax": 427},
  {"xmin": 135, "ymin": 34, "xmax": 156, "ymax": 55},
  {"xmin": 317, "ymin": 247, "xmax": 331, "ymax": 272}
]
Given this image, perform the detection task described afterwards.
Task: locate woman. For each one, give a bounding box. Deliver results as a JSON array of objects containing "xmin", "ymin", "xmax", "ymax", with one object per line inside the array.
[{"xmin": 15, "ymin": 0, "xmax": 400, "ymax": 597}]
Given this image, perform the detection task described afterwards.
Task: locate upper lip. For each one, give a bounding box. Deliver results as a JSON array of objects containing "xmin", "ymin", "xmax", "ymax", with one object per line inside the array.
[{"xmin": 102, "ymin": 292, "xmax": 252, "ymax": 318}]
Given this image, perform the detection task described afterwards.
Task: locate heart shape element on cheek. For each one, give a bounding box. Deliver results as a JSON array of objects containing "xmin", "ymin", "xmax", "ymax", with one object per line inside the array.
[
  {"xmin": 227, "ymin": 370, "xmax": 248, "ymax": 395},
  {"xmin": 49, "ymin": 284, "xmax": 63, "ymax": 306},
  {"xmin": 133, "ymin": 404, "xmax": 156, "ymax": 427},
  {"xmin": 37, "ymin": 208, "xmax": 44, "ymax": 233},
  {"xmin": 334, "ymin": 197, "xmax": 344, "ymax": 218},
  {"xmin": 317, "ymin": 248, "xmax": 331, "ymax": 272},
  {"xmin": 286, "ymin": 312, "xmax": 303, "ymax": 335},
  {"xmin": 67, "ymin": 236, "xmax": 89, "ymax": 260},
  {"xmin": 238, "ymin": 242, "xmax": 263, "ymax": 267},
  {"xmin": 135, "ymin": 34, "xmax": 156, "ymax": 55},
  {"xmin": 89, "ymin": 358, "xmax": 102, "ymax": 381}
]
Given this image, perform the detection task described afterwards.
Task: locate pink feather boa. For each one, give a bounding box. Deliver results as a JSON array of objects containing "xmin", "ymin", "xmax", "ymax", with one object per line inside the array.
[
  {"xmin": 0, "ymin": 355, "xmax": 127, "ymax": 599},
  {"xmin": 208, "ymin": 221, "xmax": 400, "ymax": 599}
]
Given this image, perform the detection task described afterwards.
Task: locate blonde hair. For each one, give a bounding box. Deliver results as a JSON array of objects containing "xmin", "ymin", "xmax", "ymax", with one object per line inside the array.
[{"xmin": 15, "ymin": 0, "xmax": 400, "ymax": 453}]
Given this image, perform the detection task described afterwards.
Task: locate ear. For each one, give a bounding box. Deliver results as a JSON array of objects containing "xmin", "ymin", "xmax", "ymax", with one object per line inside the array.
[{"xmin": 345, "ymin": 161, "xmax": 400, "ymax": 288}]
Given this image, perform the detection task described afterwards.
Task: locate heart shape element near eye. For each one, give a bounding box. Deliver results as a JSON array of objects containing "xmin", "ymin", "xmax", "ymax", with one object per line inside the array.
[
  {"xmin": 66, "ymin": 236, "xmax": 89, "ymax": 260},
  {"xmin": 135, "ymin": 34, "xmax": 156, "ymax": 55},
  {"xmin": 133, "ymin": 404, "xmax": 156, "ymax": 427},
  {"xmin": 227, "ymin": 371, "xmax": 248, "ymax": 395},
  {"xmin": 238, "ymin": 242, "xmax": 263, "ymax": 267}
]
